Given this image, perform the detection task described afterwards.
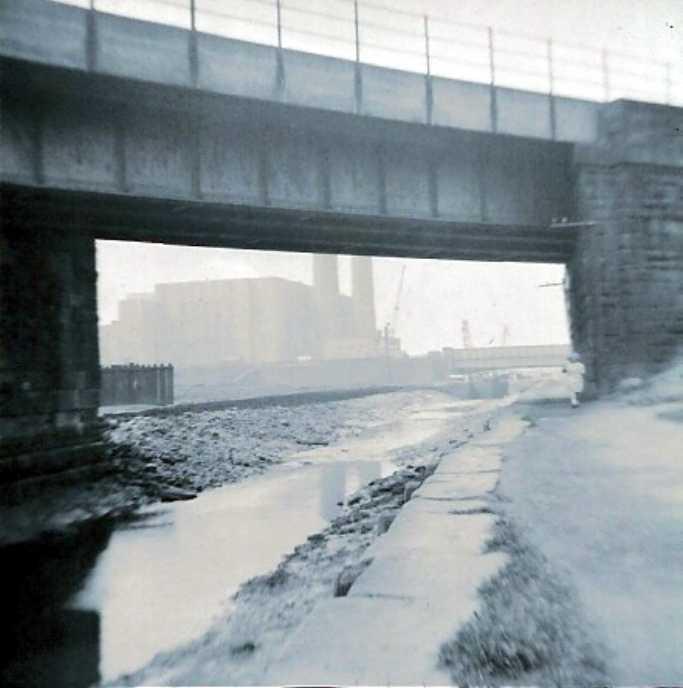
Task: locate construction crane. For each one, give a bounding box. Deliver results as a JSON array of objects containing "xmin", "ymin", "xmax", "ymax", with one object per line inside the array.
[
  {"xmin": 461, "ymin": 319, "xmax": 473, "ymax": 349},
  {"xmin": 388, "ymin": 264, "xmax": 407, "ymax": 335}
]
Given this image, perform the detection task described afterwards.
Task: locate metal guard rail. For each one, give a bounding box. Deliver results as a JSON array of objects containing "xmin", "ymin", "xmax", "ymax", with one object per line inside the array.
[{"xmin": 55, "ymin": 0, "xmax": 681, "ymax": 106}]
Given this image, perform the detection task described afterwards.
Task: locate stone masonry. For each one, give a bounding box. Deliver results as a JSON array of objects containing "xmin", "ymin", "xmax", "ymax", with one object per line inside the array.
[
  {"xmin": 0, "ymin": 226, "xmax": 103, "ymax": 482},
  {"xmin": 569, "ymin": 100, "xmax": 683, "ymax": 395}
]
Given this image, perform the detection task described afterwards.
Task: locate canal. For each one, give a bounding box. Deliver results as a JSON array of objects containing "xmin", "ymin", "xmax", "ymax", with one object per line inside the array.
[{"xmin": 3, "ymin": 395, "xmax": 470, "ymax": 687}]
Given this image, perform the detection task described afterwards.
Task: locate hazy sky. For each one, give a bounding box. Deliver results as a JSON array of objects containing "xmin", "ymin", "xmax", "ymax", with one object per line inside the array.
[
  {"xmin": 416, "ymin": 0, "xmax": 681, "ymax": 62},
  {"xmin": 81, "ymin": 0, "xmax": 682, "ymax": 73},
  {"xmin": 95, "ymin": 0, "xmax": 681, "ymax": 355}
]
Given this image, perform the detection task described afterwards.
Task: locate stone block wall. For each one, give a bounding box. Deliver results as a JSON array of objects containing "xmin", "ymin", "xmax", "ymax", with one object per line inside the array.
[
  {"xmin": 0, "ymin": 226, "xmax": 102, "ymax": 482},
  {"xmin": 569, "ymin": 100, "xmax": 683, "ymax": 394}
]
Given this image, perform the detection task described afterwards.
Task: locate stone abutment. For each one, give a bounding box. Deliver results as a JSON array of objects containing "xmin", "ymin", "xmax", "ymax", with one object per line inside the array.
[
  {"xmin": 569, "ymin": 101, "xmax": 683, "ymax": 395},
  {"xmin": 0, "ymin": 227, "xmax": 102, "ymax": 483}
]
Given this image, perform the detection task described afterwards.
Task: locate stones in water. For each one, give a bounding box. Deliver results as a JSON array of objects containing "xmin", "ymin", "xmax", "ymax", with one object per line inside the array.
[
  {"xmin": 159, "ymin": 486, "xmax": 197, "ymax": 502},
  {"xmin": 403, "ymin": 479, "xmax": 422, "ymax": 502}
]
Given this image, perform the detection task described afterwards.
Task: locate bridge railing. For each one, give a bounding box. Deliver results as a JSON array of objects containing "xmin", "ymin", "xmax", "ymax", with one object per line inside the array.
[{"xmin": 56, "ymin": 0, "xmax": 681, "ymax": 107}]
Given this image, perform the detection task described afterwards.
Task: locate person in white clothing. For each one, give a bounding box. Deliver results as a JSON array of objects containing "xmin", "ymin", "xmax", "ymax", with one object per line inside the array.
[{"xmin": 562, "ymin": 351, "xmax": 585, "ymax": 408}]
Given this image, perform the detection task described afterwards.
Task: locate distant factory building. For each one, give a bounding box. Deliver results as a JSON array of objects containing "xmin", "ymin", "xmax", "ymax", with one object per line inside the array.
[{"xmin": 100, "ymin": 255, "xmax": 381, "ymax": 367}]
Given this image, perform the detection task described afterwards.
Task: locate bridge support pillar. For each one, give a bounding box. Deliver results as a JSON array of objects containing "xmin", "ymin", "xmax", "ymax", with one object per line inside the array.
[
  {"xmin": 570, "ymin": 100, "xmax": 683, "ymax": 395},
  {"xmin": 0, "ymin": 225, "xmax": 103, "ymax": 484}
]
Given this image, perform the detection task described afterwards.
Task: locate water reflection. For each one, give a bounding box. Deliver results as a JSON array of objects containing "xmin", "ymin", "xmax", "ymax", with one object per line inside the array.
[
  {"xmin": 66, "ymin": 458, "xmax": 393, "ymax": 682},
  {"xmin": 2, "ymin": 521, "xmax": 113, "ymax": 688},
  {"xmin": 4, "ymin": 609, "xmax": 102, "ymax": 688},
  {"xmin": 319, "ymin": 462, "xmax": 347, "ymax": 521},
  {"xmin": 2, "ymin": 458, "xmax": 392, "ymax": 686}
]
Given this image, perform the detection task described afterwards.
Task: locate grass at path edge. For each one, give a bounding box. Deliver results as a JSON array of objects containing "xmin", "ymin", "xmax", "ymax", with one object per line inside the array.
[{"xmin": 439, "ymin": 518, "xmax": 610, "ymax": 687}]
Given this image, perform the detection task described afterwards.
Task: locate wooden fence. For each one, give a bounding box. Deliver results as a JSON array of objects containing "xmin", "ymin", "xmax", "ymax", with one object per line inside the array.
[{"xmin": 101, "ymin": 364, "xmax": 174, "ymax": 406}]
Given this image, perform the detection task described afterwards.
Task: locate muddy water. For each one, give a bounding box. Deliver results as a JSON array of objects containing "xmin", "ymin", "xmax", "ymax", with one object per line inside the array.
[
  {"xmin": 3, "ymin": 460, "xmax": 394, "ymax": 688},
  {"xmin": 72, "ymin": 460, "xmax": 392, "ymax": 683},
  {"xmin": 4, "ymin": 394, "xmax": 467, "ymax": 688}
]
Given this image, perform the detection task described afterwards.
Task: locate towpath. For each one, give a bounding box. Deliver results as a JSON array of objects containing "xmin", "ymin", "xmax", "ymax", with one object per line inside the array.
[{"xmin": 498, "ymin": 398, "xmax": 683, "ymax": 684}]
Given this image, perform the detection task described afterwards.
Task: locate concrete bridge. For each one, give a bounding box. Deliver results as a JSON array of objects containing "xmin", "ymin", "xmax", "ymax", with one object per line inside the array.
[
  {"xmin": 1, "ymin": 0, "xmax": 682, "ymax": 481},
  {"xmin": 445, "ymin": 345, "xmax": 570, "ymax": 373}
]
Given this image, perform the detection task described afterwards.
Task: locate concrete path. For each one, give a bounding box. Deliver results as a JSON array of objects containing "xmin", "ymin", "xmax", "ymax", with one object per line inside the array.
[
  {"xmin": 497, "ymin": 400, "xmax": 683, "ymax": 685},
  {"xmin": 262, "ymin": 414, "xmax": 527, "ymax": 685}
]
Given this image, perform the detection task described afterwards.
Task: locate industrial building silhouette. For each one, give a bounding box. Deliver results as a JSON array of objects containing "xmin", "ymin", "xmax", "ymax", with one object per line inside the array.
[{"xmin": 100, "ymin": 255, "xmax": 380, "ymax": 367}]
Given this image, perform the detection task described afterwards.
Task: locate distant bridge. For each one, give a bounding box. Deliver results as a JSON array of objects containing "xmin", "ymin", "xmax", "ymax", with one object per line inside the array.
[{"xmin": 444, "ymin": 345, "xmax": 570, "ymax": 373}]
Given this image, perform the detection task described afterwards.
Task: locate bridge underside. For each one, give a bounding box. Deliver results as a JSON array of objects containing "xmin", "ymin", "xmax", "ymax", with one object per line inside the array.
[
  {"xmin": 3, "ymin": 184, "xmax": 576, "ymax": 263},
  {"xmin": 1, "ymin": 55, "xmax": 575, "ymax": 262}
]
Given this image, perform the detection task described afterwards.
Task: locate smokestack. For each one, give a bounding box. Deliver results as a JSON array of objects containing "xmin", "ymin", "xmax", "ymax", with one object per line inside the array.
[
  {"xmin": 313, "ymin": 254, "xmax": 339, "ymax": 302},
  {"xmin": 351, "ymin": 255, "xmax": 376, "ymax": 339},
  {"xmin": 462, "ymin": 319, "xmax": 472, "ymax": 349},
  {"xmin": 312, "ymin": 254, "xmax": 340, "ymax": 356}
]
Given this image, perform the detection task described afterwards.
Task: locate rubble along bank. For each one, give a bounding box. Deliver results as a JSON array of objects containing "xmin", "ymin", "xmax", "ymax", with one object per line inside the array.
[
  {"xmin": 114, "ymin": 394, "xmax": 504, "ymax": 686},
  {"xmin": 104, "ymin": 388, "xmax": 452, "ymax": 495},
  {"xmin": 1, "ymin": 390, "xmax": 445, "ymax": 546}
]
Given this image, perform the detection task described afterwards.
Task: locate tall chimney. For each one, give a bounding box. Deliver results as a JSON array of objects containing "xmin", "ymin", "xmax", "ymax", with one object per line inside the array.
[
  {"xmin": 312, "ymin": 254, "xmax": 340, "ymax": 356},
  {"xmin": 313, "ymin": 254, "xmax": 339, "ymax": 302},
  {"xmin": 351, "ymin": 255, "xmax": 376, "ymax": 339}
]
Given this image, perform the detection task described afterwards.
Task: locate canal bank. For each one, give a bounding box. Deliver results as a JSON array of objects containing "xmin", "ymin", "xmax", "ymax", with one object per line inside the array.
[
  {"xmin": 3, "ymin": 388, "xmax": 494, "ymax": 687},
  {"xmin": 117, "ymin": 380, "xmax": 683, "ymax": 687},
  {"xmin": 109, "ymin": 397, "xmax": 513, "ymax": 686}
]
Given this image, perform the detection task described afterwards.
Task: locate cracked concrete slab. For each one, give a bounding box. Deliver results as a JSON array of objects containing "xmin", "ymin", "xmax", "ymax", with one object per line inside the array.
[
  {"xmin": 414, "ymin": 471, "xmax": 500, "ymax": 500},
  {"xmin": 435, "ymin": 445, "xmax": 503, "ymax": 474},
  {"xmin": 399, "ymin": 495, "xmax": 462, "ymax": 515},
  {"xmin": 266, "ymin": 510, "xmax": 507, "ymax": 684},
  {"xmin": 470, "ymin": 415, "xmax": 528, "ymax": 446},
  {"xmin": 364, "ymin": 509, "xmax": 497, "ymax": 559},
  {"xmin": 351, "ymin": 516, "xmax": 505, "ymax": 599},
  {"xmin": 262, "ymin": 596, "xmax": 453, "ymax": 685},
  {"xmin": 259, "ymin": 410, "xmax": 528, "ymax": 685},
  {"xmin": 399, "ymin": 495, "xmax": 491, "ymax": 516},
  {"xmin": 448, "ymin": 503, "xmax": 493, "ymax": 515}
]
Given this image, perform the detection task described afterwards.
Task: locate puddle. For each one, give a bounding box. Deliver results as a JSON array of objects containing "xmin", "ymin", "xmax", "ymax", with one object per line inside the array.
[{"xmin": 3, "ymin": 460, "xmax": 392, "ymax": 687}]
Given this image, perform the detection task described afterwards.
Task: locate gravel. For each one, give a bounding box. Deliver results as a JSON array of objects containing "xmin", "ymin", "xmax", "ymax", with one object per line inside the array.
[
  {"xmin": 103, "ymin": 390, "xmax": 434, "ymax": 493},
  {"xmin": 0, "ymin": 390, "xmax": 441, "ymax": 546}
]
